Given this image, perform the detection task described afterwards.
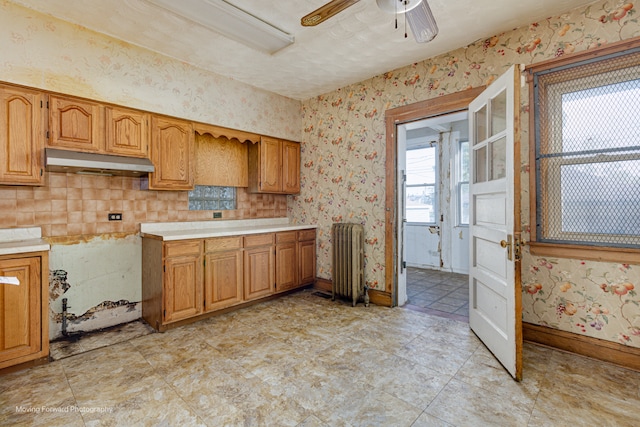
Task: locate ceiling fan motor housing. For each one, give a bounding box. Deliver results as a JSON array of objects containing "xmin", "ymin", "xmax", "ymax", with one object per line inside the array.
[{"xmin": 376, "ymin": 0, "xmax": 423, "ymax": 14}]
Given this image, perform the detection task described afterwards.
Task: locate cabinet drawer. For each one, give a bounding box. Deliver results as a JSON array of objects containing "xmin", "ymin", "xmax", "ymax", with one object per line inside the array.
[
  {"xmin": 244, "ymin": 233, "xmax": 274, "ymax": 248},
  {"xmin": 297, "ymin": 229, "xmax": 316, "ymax": 241},
  {"xmin": 276, "ymin": 231, "xmax": 297, "ymax": 244},
  {"xmin": 164, "ymin": 240, "xmax": 201, "ymax": 257},
  {"xmin": 205, "ymin": 236, "xmax": 242, "ymax": 252}
]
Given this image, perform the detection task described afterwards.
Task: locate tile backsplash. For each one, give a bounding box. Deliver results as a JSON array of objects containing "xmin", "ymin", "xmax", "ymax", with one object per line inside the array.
[{"xmin": 0, "ymin": 172, "xmax": 287, "ymax": 237}]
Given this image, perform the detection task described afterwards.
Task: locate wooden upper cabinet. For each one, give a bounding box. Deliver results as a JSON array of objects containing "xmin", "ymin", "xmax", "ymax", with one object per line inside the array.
[
  {"xmin": 48, "ymin": 95, "xmax": 102, "ymax": 152},
  {"xmin": 0, "ymin": 85, "xmax": 44, "ymax": 185},
  {"xmin": 259, "ymin": 136, "xmax": 283, "ymax": 193},
  {"xmin": 105, "ymin": 106, "xmax": 149, "ymax": 157},
  {"xmin": 248, "ymin": 136, "xmax": 300, "ymax": 194},
  {"xmin": 146, "ymin": 116, "xmax": 194, "ymax": 190},
  {"xmin": 282, "ymin": 140, "xmax": 301, "ymax": 193}
]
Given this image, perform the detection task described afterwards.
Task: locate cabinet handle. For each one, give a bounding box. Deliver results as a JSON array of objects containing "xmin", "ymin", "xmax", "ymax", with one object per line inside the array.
[{"xmin": 0, "ymin": 276, "xmax": 20, "ymax": 286}]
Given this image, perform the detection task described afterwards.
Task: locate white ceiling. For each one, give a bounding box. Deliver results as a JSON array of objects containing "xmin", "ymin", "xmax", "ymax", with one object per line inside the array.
[{"xmin": 9, "ymin": 0, "xmax": 597, "ymax": 100}]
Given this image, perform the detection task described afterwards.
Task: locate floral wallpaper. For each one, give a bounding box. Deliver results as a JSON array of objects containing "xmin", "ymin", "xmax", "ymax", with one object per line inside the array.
[
  {"xmin": 291, "ymin": 0, "xmax": 640, "ymax": 348},
  {"xmin": 0, "ymin": 1, "xmax": 301, "ymax": 141}
]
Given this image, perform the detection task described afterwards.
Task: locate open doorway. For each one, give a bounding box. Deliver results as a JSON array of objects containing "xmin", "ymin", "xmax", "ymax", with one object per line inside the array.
[
  {"xmin": 403, "ymin": 112, "xmax": 470, "ymax": 273},
  {"xmin": 399, "ymin": 112, "xmax": 470, "ymax": 320},
  {"xmin": 383, "ymin": 87, "xmax": 484, "ymax": 308}
]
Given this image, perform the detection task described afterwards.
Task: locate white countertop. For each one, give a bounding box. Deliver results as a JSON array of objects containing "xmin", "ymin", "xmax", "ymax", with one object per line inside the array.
[
  {"xmin": 140, "ymin": 218, "xmax": 317, "ymax": 241},
  {"xmin": 0, "ymin": 227, "xmax": 50, "ymax": 256}
]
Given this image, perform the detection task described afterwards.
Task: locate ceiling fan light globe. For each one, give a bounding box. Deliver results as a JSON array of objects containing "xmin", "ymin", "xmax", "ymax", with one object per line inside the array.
[
  {"xmin": 376, "ymin": 0, "xmax": 423, "ymax": 14},
  {"xmin": 407, "ymin": 0, "xmax": 438, "ymax": 42}
]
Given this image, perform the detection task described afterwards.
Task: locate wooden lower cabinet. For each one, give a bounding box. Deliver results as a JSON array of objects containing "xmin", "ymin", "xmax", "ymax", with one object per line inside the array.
[
  {"xmin": 204, "ymin": 237, "xmax": 243, "ymax": 312},
  {"xmin": 142, "ymin": 228, "xmax": 315, "ymax": 332},
  {"xmin": 0, "ymin": 252, "xmax": 49, "ymax": 370},
  {"xmin": 244, "ymin": 233, "xmax": 275, "ymax": 301},
  {"xmin": 275, "ymin": 231, "xmax": 297, "ymax": 293},
  {"xmin": 163, "ymin": 241, "xmax": 203, "ymax": 323},
  {"xmin": 298, "ymin": 230, "xmax": 316, "ymax": 286}
]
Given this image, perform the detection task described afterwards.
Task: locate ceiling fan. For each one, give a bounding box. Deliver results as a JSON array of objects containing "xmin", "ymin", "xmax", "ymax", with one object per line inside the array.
[{"xmin": 301, "ymin": 0, "xmax": 438, "ymax": 43}]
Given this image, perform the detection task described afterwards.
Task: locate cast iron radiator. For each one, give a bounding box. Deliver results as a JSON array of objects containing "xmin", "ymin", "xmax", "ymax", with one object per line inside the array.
[{"xmin": 331, "ymin": 223, "xmax": 369, "ymax": 307}]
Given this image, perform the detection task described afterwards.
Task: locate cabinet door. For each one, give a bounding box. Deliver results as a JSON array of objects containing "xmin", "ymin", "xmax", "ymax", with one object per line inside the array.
[
  {"xmin": 0, "ymin": 86, "xmax": 44, "ymax": 185},
  {"xmin": 244, "ymin": 246, "xmax": 274, "ymax": 300},
  {"xmin": 282, "ymin": 140, "xmax": 300, "ymax": 194},
  {"xmin": 259, "ymin": 136, "xmax": 282, "ymax": 192},
  {"xmin": 49, "ymin": 95, "xmax": 102, "ymax": 152},
  {"xmin": 204, "ymin": 250, "xmax": 243, "ymax": 312},
  {"xmin": 298, "ymin": 239, "xmax": 316, "ymax": 286},
  {"xmin": 164, "ymin": 245, "xmax": 202, "ymax": 323},
  {"xmin": 0, "ymin": 257, "xmax": 41, "ymax": 364},
  {"xmin": 148, "ymin": 116, "xmax": 194, "ymax": 190},
  {"xmin": 105, "ymin": 106, "xmax": 149, "ymax": 157},
  {"xmin": 275, "ymin": 242, "xmax": 297, "ymax": 292}
]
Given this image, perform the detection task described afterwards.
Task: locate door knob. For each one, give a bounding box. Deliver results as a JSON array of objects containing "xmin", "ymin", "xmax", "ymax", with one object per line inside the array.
[{"xmin": 500, "ymin": 235, "xmax": 513, "ymax": 261}]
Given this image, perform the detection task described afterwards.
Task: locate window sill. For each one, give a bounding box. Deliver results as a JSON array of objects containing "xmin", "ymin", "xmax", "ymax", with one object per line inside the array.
[{"xmin": 527, "ymin": 241, "xmax": 640, "ymax": 265}]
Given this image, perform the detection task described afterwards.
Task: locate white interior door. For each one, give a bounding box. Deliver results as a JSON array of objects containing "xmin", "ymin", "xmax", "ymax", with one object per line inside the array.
[{"xmin": 468, "ymin": 65, "xmax": 522, "ymax": 380}]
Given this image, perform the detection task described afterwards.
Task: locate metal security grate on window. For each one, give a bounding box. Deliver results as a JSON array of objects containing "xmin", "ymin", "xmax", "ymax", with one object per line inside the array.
[{"xmin": 534, "ymin": 49, "xmax": 640, "ymax": 247}]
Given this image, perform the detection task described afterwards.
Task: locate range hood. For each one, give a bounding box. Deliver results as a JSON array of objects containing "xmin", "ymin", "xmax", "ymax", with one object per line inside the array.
[{"xmin": 45, "ymin": 148, "xmax": 155, "ymax": 176}]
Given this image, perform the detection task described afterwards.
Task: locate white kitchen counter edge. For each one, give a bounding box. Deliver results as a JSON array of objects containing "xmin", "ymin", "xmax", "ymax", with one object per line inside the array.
[
  {"xmin": 140, "ymin": 219, "xmax": 317, "ymax": 241},
  {"xmin": 0, "ymin": 227, "xmax": 50, "ymax": 256}
]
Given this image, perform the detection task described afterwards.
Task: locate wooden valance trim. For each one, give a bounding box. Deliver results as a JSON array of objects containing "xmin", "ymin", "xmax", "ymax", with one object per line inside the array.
[{"xmin": 193, "ymin": 122, "xmax": 260, "ymax": 144}]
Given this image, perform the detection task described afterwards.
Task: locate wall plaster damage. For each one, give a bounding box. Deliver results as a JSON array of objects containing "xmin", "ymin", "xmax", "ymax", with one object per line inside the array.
[{"xmin": 48, "ymin": 234, "xmax": 142, "ymax": 340}]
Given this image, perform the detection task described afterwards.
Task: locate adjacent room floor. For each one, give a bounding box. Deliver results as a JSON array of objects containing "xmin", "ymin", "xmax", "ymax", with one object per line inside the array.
[
  {"xmin": 1, "ymin": 289, "xmax": 638, "ymax": 426},
  {"xmin": 406, "ymin": 267, "xmax": 469, "ymax": 321}
]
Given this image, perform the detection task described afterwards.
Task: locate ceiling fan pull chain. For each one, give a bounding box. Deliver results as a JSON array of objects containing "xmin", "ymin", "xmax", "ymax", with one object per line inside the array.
[{"xmin": 395, "ymin": 0, "xmax": 398, "ymax": 29}]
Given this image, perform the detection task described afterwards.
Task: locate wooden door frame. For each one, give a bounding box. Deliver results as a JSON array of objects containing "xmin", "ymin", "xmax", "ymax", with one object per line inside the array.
[{"xmin": 383, "ymin": 87, "xmax": 485, "ymax": 306}]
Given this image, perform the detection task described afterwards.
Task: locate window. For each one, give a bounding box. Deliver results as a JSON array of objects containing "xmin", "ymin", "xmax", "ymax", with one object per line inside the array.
[
  {"xmin": 406, "ymin": 145, "xmax": 437, "ymax": 223},
  {"xmin": 188, "ymin": 185, "xmax": 236, "ymax": 210},
  {"xmin": 457, "ymin": 140, "xmax": 470, "ymax": 225},
  {"xmin": 531, "ymin": 44, "xmax": 640, "ymax": 249}
]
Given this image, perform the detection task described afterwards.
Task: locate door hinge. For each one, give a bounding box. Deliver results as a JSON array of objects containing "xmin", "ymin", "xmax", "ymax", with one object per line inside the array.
[
  {"xmin": 163, "ymin": 265, "xmax": 165, "ymax": 272},
  {"xmin": 46, "ymin": 130, "xmax": 49, "ymax": 139},
  {"xmin": 440, "ymin": 214, "xmax": 444, "ymax": 222},
  {"xmin": 163, "ymin": 309, "xmax": 166, "ymax": 318}
]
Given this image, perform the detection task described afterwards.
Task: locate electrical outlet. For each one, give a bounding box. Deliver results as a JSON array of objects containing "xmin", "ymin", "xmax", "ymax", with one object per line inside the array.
[
  {"xmin": 108, "ymin": 213, "xmax": 122, "ymax": 221},
  {"xmin": 213, "ymin": 212, "xmax": 222, "ymax": 219}
]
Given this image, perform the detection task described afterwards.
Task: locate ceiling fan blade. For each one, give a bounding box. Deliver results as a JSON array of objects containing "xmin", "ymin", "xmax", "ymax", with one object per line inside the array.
[{"xmin": 301, "ymin": 0, "xmax": 361, "ymax": 26}]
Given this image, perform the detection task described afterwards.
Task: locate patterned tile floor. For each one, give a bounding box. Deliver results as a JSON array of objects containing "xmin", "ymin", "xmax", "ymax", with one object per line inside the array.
[
  {"xmin": 2, "ymin": 289, "xmax": 639, "ymax": 426},
  {"xmin": 406, "ymin": 267, "xmax": 469, "ymax": 321}
]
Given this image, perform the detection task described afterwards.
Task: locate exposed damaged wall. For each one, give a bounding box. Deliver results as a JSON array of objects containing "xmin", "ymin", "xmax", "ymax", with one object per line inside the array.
[{"xmin": 48, "ymin": 235, "xmax": 142, "ymax": 340}]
